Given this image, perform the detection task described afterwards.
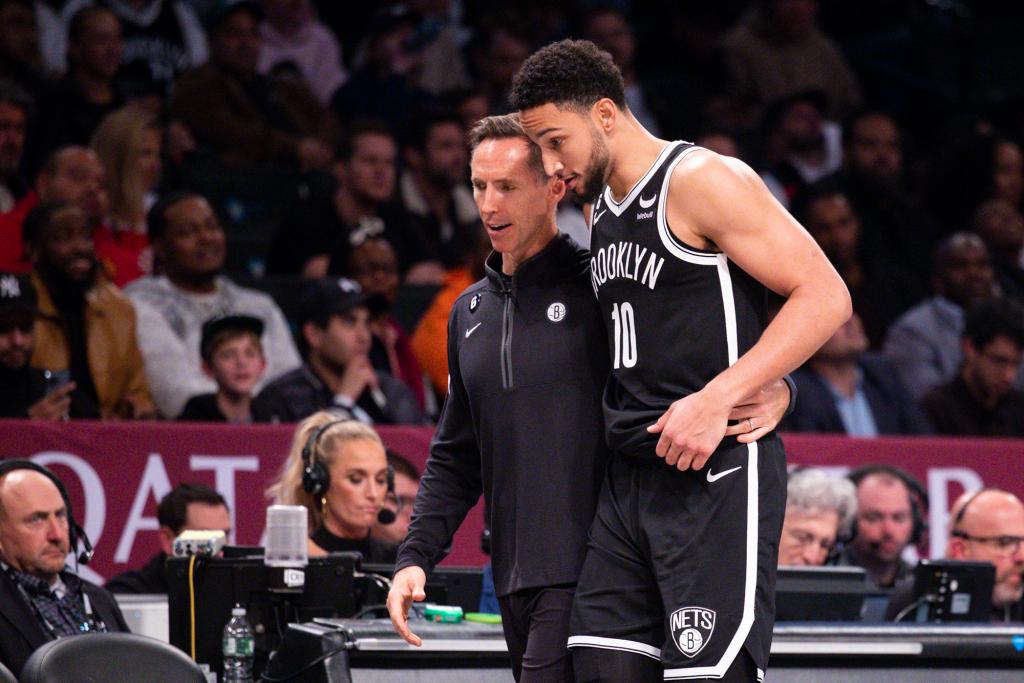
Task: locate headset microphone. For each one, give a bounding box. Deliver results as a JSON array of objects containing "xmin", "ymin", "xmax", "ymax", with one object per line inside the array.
[
  {"xmin": 76, "ymin": 522, "xmax": 95, "ymax": 565},
  {"xmin": 377, "ymin": 508, "xmax": 397, "ymax": 525},
  {"xmin": 376, "ymin": 464, "xmax": 399, "ymax": 524}
]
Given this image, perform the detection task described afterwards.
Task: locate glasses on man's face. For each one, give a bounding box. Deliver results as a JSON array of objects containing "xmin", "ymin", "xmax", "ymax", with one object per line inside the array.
[{"xmin": 953, "ymin": 531, "xmax": 1024, "ymax": 556}]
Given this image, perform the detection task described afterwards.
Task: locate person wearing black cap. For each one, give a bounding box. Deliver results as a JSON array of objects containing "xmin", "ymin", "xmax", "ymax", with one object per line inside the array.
[
  {"xmin": 0, "ymin": 272, "xmax": 76, "ymax": 419},
  {"xmin": 177, "ymin": 314, "xmax": 276, "ymax": 422},
  {"xmin": 257, "ymin": 277, "xmax": 425, "ymax": 425}
]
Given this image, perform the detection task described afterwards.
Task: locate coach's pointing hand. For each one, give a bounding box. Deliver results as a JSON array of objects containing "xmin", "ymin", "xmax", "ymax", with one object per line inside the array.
[
  {"xmin": 388, "ymin": 566, "xmax": 427, "ymax": 646},
  {"xmin": 648, "ymin": 388, "xmax": 730, "ymax": 471}
]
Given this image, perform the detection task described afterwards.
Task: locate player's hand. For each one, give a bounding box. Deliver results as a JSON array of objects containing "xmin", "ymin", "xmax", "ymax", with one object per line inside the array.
[
  {"xmin": 723, "ymin": 378, "xmax": 790, "ymax": 443},
  {"xmin": 647, "ymin": 389, "xmax": 730, "ymax": 471},
  {"xmin": 387, "ymin": 566, "xmax": 427, "ymax": 646},
  {"xmin": 27, "ymin": 383, "xmax": 75, "ymax": 421}
]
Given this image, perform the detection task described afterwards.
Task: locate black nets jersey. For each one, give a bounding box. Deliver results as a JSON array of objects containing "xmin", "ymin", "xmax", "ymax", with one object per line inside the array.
[{"xmin": 590, "ymin": 141, "xmax": 769, "ymax": 458}]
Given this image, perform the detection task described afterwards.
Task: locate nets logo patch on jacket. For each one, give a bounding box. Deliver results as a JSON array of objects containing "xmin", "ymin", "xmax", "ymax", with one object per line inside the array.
[
  {"xmin": 670, "ymin": 606, "xmax": 715, "ymax": 658},
  {"xmin": 469, "ymin": 293, "xmax": 481, "ymax": 312}
]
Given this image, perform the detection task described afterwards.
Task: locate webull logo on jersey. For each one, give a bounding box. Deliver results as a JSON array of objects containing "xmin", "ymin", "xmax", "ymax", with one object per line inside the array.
[
  {"xmin": 670, "ymin": 606, "xmax": 715, "ymax": 658},
  {"xmin": 590, "ymin": 241, "xmax": 665, "ymax": 293}
]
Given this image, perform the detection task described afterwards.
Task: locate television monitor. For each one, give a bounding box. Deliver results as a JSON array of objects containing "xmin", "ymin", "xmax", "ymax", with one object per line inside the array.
[
  {"xmin": 775, "ymin": 565, "xmax": 872, "ymax": 621},
  {"xmin": 909, "ymin": 559, "xmax": 995, "ymax": 622},
  {"xmin": 361, "ymin": 563, "xmax": 484, "ymax": 615},
  {"xmin": 167, "ymin": 552, "xmax": 361, "ymax": 678}
]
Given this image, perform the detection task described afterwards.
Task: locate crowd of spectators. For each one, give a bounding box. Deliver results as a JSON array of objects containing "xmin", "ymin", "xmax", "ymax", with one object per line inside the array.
[{"xmin": 0, "ymin": 0, "xmax": 1021, "ymax": 433}]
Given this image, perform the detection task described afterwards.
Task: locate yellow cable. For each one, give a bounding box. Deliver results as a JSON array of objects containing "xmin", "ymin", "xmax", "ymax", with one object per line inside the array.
[{"xmin": 189, "ymin": 554, "xmax": 197, "ymax": 661}]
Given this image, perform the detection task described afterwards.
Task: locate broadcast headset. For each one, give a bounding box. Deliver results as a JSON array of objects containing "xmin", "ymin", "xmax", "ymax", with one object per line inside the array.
[
  {"xmin": 0, "ymin": 459, "xmax": 94, "ymax": 565},
  {"xmin": 847, "ymin": 464, "xmax": 929, "ymax": 546},
  {"xmin": 300, "ymin": 419, "xmax": 397, "ymax": 524}
]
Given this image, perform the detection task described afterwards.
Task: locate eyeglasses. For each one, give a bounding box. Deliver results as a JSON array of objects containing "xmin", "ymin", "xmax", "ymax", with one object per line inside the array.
[{"xmin": 952, "ymin": 531, "xmax": 1024, "ymax": 555}]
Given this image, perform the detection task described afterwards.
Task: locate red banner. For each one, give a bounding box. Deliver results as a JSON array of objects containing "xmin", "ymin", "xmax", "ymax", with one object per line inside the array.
[{"xmin": 0, "ymin": 420, "xmax": 1022, "ymax": 585}]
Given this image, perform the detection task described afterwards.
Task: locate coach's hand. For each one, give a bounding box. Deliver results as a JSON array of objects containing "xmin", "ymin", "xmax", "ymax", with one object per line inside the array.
[
  {"xmin": 388, "ymin": 566, "xmax": 427, "ymax": 646},
  {"xmin": 648, "ymin": 389, "xmax": 730, "ymax": 471},
  {"xmin": 723, "ymin": 378, "xmax": 789, "ymax": 443}
]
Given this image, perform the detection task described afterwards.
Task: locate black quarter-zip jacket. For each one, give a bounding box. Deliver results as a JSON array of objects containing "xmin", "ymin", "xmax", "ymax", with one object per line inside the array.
[{"xmin": 396, "ymin": 234, "xmax": 611, "ymax": 597}]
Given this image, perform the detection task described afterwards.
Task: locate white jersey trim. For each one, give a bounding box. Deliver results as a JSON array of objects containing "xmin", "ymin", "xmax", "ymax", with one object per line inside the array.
[
  {"xmin": 567, "ymin": 635, "xmax": 663, "ymax": 661},
  {"xmin": 663, "ymin": 442, "xmax": 760, "ymax": 680},
  {"xmin": 655, "ymin": 146, "xmax": 721, "ymax": 266},
  {"xmin": 603, "ymin": 141, "xmax": 683, "ymax": 216}
]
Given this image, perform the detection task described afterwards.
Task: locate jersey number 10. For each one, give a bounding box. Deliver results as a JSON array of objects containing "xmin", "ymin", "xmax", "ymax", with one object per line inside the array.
[{"xmin": 611, "ymin": 302, "xmax": 638, "ymax": 369}]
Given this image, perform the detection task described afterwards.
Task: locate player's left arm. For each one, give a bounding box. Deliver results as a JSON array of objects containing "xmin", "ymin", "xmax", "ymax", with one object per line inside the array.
[{"xmin": 650, "ymin": 151, "xmax": 851, "ymax": 469}]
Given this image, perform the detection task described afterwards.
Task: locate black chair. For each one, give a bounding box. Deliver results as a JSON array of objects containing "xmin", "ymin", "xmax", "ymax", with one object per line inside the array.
[
  {"xmin": 20, "ymin": 632, "xmax": 206, "ymax": 683},
  {"xmin": 0, "ymin": 660, "xmax": 16, "ymax": 683}
]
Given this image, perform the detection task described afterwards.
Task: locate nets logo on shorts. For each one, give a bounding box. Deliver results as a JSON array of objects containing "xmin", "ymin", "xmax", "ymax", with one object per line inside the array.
[{"xmin": 670, "ymin": 606, "xmax": 716, "ymax": 658}]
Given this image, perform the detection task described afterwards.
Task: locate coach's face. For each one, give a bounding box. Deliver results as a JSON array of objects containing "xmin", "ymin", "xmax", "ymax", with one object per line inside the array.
[
  {"xmin": 520, "ymin": 102, "xmax": 611, "ymax": 203},
  {"xmin": 471, "ymin": 137, "xmax": 563, "ymax": 265}
]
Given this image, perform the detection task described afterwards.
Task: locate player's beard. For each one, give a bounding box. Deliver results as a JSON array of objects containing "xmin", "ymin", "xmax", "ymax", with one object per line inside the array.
[{"xmin": 574, "ymin": 124, "xmax": 612, "ymax": 202}]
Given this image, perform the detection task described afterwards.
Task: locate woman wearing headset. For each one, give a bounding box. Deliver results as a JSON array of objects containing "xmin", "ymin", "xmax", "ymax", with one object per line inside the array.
[{"xmin": 267, "ymin": 411, "xmax": 397, "ymax": 562}]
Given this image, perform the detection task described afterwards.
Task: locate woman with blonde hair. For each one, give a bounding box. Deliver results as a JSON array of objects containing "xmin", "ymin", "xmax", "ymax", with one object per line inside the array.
[
  {"xmin": 90, "ymin": 106, "xmax": 162, "ymax": 286},
  {"xmin": 267, "ymin": 411, "xmax": 397, "ymax": 561}
]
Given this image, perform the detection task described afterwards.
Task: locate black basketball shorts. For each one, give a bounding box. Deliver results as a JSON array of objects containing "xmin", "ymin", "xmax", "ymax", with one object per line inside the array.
[{"xmin": 567, "ymin": 436, "xmax": 787, "ymax": 680}]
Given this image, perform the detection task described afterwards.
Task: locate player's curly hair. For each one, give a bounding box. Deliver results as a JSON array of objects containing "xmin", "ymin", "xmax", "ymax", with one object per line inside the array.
[{"xmin": 510, "ymin": 39, "xmax": 625, "ymax": 112}]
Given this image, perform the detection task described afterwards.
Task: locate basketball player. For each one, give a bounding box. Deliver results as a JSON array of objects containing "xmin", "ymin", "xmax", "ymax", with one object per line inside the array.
[
  {"xmin": 511, "ymin": 41, "xmax": 851, "ymax": 682},
  {"xmin": 387, "ymin": 114, "xmax": 794, "ymax": 682}
]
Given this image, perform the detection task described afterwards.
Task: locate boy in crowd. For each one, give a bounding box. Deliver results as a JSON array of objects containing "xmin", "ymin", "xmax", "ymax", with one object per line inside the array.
[{"xmin": 178, "ymin": 314, "xmax": 273, "ymax": 423}]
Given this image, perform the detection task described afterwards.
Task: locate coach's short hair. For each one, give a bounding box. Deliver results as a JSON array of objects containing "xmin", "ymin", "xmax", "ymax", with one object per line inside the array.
[
  {"xmin": 468, "ymin": 113, "xmax": 547, "ymax": 181},
  {"xmin": 787, "ymin": 468, "xmax": 858, "ymax": 538},
  {"xmin": 510, "ymin": 39, "xmax": 625, "ymax": 112}
]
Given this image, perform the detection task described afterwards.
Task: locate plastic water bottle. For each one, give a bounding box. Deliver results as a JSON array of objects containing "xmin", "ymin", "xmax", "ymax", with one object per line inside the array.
[{"xmin": 222, "ymin": 605, "xmax": 254, "ymax": 683}]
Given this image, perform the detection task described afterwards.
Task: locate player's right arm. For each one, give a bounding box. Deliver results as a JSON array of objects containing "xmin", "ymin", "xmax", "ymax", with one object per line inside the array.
[{"xmin": 388, "ymin": 297, "xmax": 484, "ymax": 644}]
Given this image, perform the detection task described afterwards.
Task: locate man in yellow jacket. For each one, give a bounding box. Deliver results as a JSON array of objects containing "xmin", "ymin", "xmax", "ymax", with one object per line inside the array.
[{"xmin": 25, "ymin": 201, "xmax": 153, "ymax": 420}]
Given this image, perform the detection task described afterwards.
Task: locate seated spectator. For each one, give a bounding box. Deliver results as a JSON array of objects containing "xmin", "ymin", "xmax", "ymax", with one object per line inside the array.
[
  {"xmin": 54, "ymin": 0, "xmax": 207, "ymax": 98},
  {"xmin": 267, "ymin": 121, "xmax": 411, "ymax": 278},
  {"xmin": 722, "ymin": 0, "xmax": 861, "ymax": 124},
  {"xmin": 125, "ymin": 191, "xmax": 300, "ymax": 418},
  {"xmin": 0, "ymin": 80, "xmax": 33, "ymax": 273},
  {"xmin": 398, "ymin": 108, "xmax": 478, "ymax": 283},
  {"xmin": 840, "ymin": 465, "xmax": 924, "ymax": 589},
  {"xmin": 0, "ymin": 0, "xmax": 45, "ymax": 102},
  {"xmin": 330, "ymin": 9, "xmax": 433, "ymax": 131},
  {"xmin": 258, "ymin": 277, "xmax": 424, "ymax": 425},
  {"xmin": 90, "ymin": 107, "xmax": 162, "ymax": 287},
  {"xmin": 26, "ymin": 7, "xmax": 125, "ymax": 170},
  {"xmin": 106, "ymin": 483, "xmax": 230, "ymax": 594},
  {"xmin": 346, "ymin": 234, "xmax": 426, "ymax": 409},
  {"xmin": 922, "ymin": 298, "xmax": 1024, "ymax": 437},
  {"xmin": 758, "ymin": 90, "xmax": 842, "ymax": 208},
  {"xmin": 258, "ymin": 0, "xmax": 347, "ymax": 105},
  {"xmin": 778, "ymin": 468, "xmax": 857, "ymax": 567},
  {"xmin": 411, "ymin": 229, "xmax": 488, "ymax": 397},
  {"xmin": 0, "ymin": 272, "xmax": 78, "ymax": 419},
  {"xmin": 887, "ymin": 488, "xmax": 1024, "ymax": 622},
  {"xmin": 266, "ymin": 412, "xmax": 397, "ymax": 562},
  {"xmin": 467, "ymin": 20, "xmax": 531, "ymax": 114},
  {"xmin": 169, "ymin": 1, "xmax": 337, "ymax": 170},
  {"xmin": 793, "ymin": 182, "xmax": 926, "ymax": 346},
  {"xmin": 786, "ymin": 313, "xmax": 931, "ymax": 435},
  {"xmin": 406, "ymin": 0, "xmax": 471, "ymax": 97},
  {"xmin": 972, "ymin": 199, "xmax": 1024, "ymax": 303},
  {"xmin": 827, "ymin": 109, "xmax": 937, "ymax": 281},
  {"xmin": 884, "ymin": 233, "xmax": 998, "ymax": 401},
  {"xmin": 178, "ymin": 314, "xmax": 274, "ymax": 423},
  {"xmin": 370, "ymin": 449, "xmax": 420, "ymax": 546},
  {"xmin": 0, "ymin": 461, "xmax": 129, "ymax": 677},
  {"xmin": 26, "ymin": 201, "xmax": 153, "ymax": 419}
]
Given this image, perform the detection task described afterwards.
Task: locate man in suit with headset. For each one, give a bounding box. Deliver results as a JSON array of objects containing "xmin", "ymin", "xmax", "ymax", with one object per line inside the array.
[{"xmin": 0, "ymin": 460, "xmax": 129, "ymax": 677}]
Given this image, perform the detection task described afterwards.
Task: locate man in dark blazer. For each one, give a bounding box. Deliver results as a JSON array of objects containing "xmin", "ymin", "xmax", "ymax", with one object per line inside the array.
[
  {"xmin": 785, "ymin": 313, "xmax": 932, "ymax": 435},
  {"xmin": 0, "ymin": 463, "xmax": 128, "ymax": 677}
]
